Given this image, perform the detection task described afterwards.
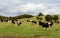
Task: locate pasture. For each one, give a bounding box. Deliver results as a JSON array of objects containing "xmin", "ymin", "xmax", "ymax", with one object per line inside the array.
[{"xmin": 0, "ymin": 16, "xmax": 60, "ymax": 38}]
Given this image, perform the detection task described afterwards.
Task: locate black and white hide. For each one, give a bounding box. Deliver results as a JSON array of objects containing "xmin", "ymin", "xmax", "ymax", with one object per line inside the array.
[
  {"xmin": 38, "ymin": 21, "xmax": 53, "ymax": 30},
  {"xmin": 31, "ymin": 21, "xmax": 37, "ymax": 24},
  {"xmin": 48, "ymin": 21, "xmax": 53, "ymax": 27},
  {"xmin": 27, "ymin": 20, "xmax": 37, "ymax": 24},
  {"xmin": 17, "ymin": 21, "xmax": 22, "ymax": 26}
]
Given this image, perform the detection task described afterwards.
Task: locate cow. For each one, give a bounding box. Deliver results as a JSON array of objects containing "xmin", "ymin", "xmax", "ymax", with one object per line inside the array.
[
  {"xmin": 31, "ymin": 21, "xmax": 37, "ymax": 24},
  {"xmin": 18, "ymin": 22, "xmax": 22, "ymax": 26},
  {"xmin": 17, "ymin": 21, "xmax": 22, "ymax": 26},
  {"xmin": 56, "ymin": 21, "xmax": 60, "ymax": 24},
  {"xmin": 0, "ymin": 19, "xmax": 3, "ymax": 23},
  {"xmin": 27, "ymin": 20, "xmax": 37, "ymax": 24},
  {"xmin": 3, "ymin": 19, "xmax": 8, "ymax": 22},
  {"xmin": 48, "ymin": 21, "xmax": 53, "ymax": 27},
  {"xmin": 27, "ymin": 20, "xmax": 30, "ymax": 22},
  {"xmin": 15, "ymin": 19, "xmax": 18, "ymax": 22},
  {"xmin": 12, "ymin": 20, "xmax": 15, "ymax": 24},
  {"xmin": 27, "ymin": 20, "xmax": 33, "ymax": 22},
  {"xmin": 38, "ymin": 20, "xmax": 53, "ymax": 30},
  {"xmin": 0, "ymin": 19, "xmax": 8, "ymax": 23}
]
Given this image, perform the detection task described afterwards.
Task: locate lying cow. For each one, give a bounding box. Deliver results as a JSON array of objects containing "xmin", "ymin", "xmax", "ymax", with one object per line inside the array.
[
  {"xmin": 27, "ymin": 20, "xmax": 30, "ymax": 22},
  {"xmin": 27, "ymin": 20, "xmax": 37, "ymax": 24}
]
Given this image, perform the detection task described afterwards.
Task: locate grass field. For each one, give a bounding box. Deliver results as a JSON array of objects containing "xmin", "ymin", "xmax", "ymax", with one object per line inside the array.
[{"xmin": 0, "ymin": 16, "xmax": 60, "ymax": 38}]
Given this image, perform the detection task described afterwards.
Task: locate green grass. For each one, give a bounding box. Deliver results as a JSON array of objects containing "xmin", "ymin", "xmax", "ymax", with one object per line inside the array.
[{"xmin": 0, "ymin": 17, "xmax": 60, "ymax": 38}]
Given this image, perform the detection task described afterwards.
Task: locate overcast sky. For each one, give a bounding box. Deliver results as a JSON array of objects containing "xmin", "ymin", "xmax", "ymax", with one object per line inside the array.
[{"xmin": 0, "ymin": 0, "xmax": 60, "ymax": 16}]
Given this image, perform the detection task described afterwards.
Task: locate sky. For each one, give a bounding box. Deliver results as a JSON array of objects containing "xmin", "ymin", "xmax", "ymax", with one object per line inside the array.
[{"xmin": 0, "ymin": 0, "xmax": 60, "ymax": 16}]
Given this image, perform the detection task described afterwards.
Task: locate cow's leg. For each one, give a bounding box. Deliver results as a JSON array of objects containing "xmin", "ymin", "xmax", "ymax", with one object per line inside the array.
[
  {"xmin": 46, "ymin": 28, "xmax": 48, "ymax": 30},
  {"xmin": 49, "ymin": 25, "xmax": 50, "ymax": 27},
  {"xmin": 18, "ymin": 24, "xmax": 20, "ymax": 26}
]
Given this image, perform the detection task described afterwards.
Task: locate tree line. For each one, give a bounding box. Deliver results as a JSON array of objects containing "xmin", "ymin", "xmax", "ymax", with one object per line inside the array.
[
  {"xmin": 0, "ymin": 12, "xmax": 59, "ymax": 23},
  {"xmin": 0, "ymin": 14, "xmax": 33, "ymax": 21},
  {"xmin": 37, "ymin": 12, "xmax": 59, "ymax": 23}
]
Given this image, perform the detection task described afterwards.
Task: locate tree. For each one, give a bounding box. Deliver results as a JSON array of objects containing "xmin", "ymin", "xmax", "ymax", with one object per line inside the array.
[
  {"xmin": 0, "ymin": 16, "xmax": 5, "ymax": 20},
  {"xmin": 38, "ymin": 12, "xmax": 44, "ymax": 16},
  {"xmin": 17, "ymin": 14, "xmax": 33, "ymax": 19},
  {"xmin": 21, "ymin": 14, "xmax": 33, "ymax": 18},
  {"xmin": 53, "ymin": 15, "xmax": 59, "ymax": 23},
  {"xmin": 8, "ymin": 17, "xmax": 15, "ymax": 20},
  {"xmin": 0, "ymin": 16, "xmax": 3, "ymax": 19},
  {"xmin": 45, "ymin": 15, "xmax": 53, "ymax": 21}
]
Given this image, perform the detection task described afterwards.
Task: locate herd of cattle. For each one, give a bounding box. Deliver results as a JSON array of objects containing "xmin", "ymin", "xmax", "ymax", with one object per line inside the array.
[
  {"xmin": 0, "ymin": 19, "xmax": 60, "ymax": 30},
  {"xmin": 27, "ymin": 20, "xmax": 54, "ymax": 30}
]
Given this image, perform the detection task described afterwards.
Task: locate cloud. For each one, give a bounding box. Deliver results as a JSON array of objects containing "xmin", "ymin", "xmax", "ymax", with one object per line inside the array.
[
  {"xmin": 18, "ymin": 3, "xmax": 45, "ymax": 13},
  {"xmin": 16, "ymin": 3, "xmax": 60, "ymax": 15},
  {"xmin": 45, "ymin": 8, "xmax": 60, "ymax": 15},
  {"xmin": 7, "ymin": 3, "xmax": 46, "ymax": 16},
  {"xmin": 0, "ymin": 0, "xmax": 60, "ymax": 16}
]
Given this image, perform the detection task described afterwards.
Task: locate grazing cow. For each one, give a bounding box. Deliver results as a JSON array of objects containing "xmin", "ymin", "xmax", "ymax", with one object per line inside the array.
[
  {"xmin": 0, "ymin": 19, "xmax": 8, "ymax": 23},
  {"xmin": 18, "ymin": 22, "xmax": 22, "ymax": 26},
  {"xmin": 38, "ymin": 20, "xmax": 53, "ymax": 30},
  {"xmin": 3, "ymin": 19, "xmax": 8, "ymax": 22},
  {"xmin": 15, "ymin": 19, "xmax": 18, "ymax": 22},
  {"xmin": 17, "ymin": 21, "xmax": 22, "ymax": 26},
  {"xmin": 31, "ymin": 21, "xmax": 37, "ymax": 24},
  {"xmin": 12, "ymin": 20, "xmax": 15, "ymax": 24}
]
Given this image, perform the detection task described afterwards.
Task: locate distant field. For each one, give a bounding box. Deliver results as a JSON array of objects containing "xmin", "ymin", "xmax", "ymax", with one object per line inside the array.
[{"xmin": 0, "ymin": 16, "xmax": 60, "ymax": 38}]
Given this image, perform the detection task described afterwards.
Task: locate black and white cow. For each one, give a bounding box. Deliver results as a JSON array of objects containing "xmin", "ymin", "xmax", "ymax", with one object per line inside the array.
[
  {"xmin": 0, "ymin": 19, "xmax": 8, "ymax": 23},
  {"xmin": 48, "ymin": 21, "xmax": 53, "ymax": 27},
  {"xmin": 17, "ymin": 21, "xmax": 22, "ymax": 26},
  {"xmin": 18, "ymin": 22, "xmax": 22, "ymax": 26},
  {"xmin": 3, "ymin": 19, "xmax": 8, "ymax": 22},
  {"xmin": 31, "ymin": 21, "xmax": 37, "ymax": 24},
  {"xmin": 27, "ymin": 20, "xmax": 37, "ymax": 24},
  {"xmin": 38, "ymin": 20, "xmax": 53, "ymax": 30}
]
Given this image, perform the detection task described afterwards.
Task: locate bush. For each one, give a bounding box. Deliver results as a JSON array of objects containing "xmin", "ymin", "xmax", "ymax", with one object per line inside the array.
[
  {"xmin": 53, "ymin": 15, "xmax": 59, "ymax": 22},
  {"xmin": 45, "ymin": 15, "xmax": 53, "ymax": 21},
  {"xmin": 38, "ymin": 12, "xmax": 44, "ymax": 16}
]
